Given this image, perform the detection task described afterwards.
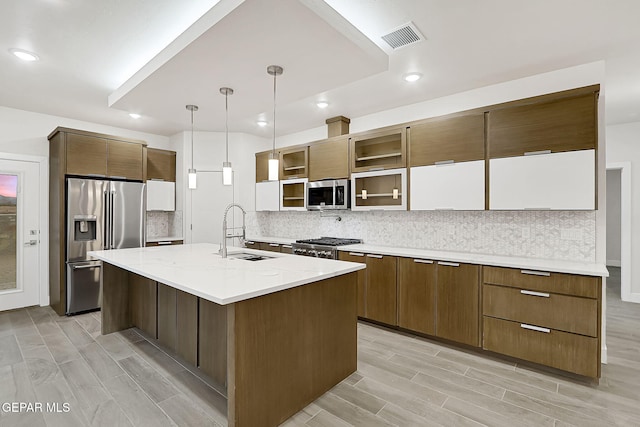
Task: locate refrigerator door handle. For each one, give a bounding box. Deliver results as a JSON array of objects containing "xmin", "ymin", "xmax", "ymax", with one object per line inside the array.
[
  {"xmin": 103, "ymin": 190, "xmax": 110, "ymax": 250},
  {"xmin": 110, "ymin": 189, "xmax": 116, "ymax": 249}
]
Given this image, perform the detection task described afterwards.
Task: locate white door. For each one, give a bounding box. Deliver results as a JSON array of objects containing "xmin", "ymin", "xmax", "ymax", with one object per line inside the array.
[{"xmin": 0, "ymin": 158, "xmax": 41, "ymax": 311}]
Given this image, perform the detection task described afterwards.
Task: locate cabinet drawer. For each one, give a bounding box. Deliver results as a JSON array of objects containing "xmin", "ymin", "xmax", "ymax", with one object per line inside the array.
[
  {"xmin": 483, "ymin": 266, "xmax": 600, "ymax": 298},
  {"xmin": 483, "ymin": 284, "xmax": 597, "ymax": 337},
  {"xmin": 146, "ymin": 240, "xmax": 183, "ymax": 247},
  {"xmin": 483, "ymin": 316, "xmax": 598, "ymax": 378}
]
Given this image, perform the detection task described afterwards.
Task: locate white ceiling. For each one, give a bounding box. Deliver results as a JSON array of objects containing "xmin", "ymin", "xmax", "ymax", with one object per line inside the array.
[{"xmin": 2, "ymin": 0, "xmax": 640, "ymax": 138}]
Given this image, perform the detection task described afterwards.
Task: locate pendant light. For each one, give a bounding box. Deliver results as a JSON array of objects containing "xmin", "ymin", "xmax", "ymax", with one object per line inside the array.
[
  {"xmin": 220, "ymin": 87, "xmax": 234, "ymax": 186},
  {"xmin": 267, "ymin": 65, "xmax": 283, "ymax": 181},
  {"xmin": 186, "ymin": 104, "xmax": 199, "ymax": 189}
]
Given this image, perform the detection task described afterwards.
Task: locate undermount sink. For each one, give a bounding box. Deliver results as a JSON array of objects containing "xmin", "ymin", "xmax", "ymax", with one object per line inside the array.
[{"xmin": 226, "ymin": 252, "xmax": 274, "ymax": 262}]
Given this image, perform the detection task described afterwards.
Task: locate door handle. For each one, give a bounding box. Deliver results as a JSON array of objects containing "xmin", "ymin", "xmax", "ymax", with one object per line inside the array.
[
  {"xmin": 520, "ymin": 290, "xmax": 550, "ymax": 298},
  {"xmin": 438, "ymin": 261, "xmax": 459, "ymax": 267},
  {"xmin": 72, "ymin": 264, "xmax": 101, "ymax": 270},
  {"xmin": 24, "ymin": 240, "xmax": 38, "ymax": 246},
  {"xmin": 367, "ymin": 254, "xmax": 383, "ymax": 259},
  {"xmin": 413, "ymin": 259, "xmax": 433, "ymax": 264},
  {"xmin": 520, "ymin": 323, "xmax": 550, "ymax": 334}
]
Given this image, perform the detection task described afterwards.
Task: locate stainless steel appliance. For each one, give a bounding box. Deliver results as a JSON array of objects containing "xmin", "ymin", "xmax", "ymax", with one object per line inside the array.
[
  {"xmin": 306, "ymin": 179, "xmax": 350, "ymax": 210},
  {"xmin": 292, "ymin": 237, "xmax": 362, "ymax": 259},
  {"xmin": 66, "ymin": 178, "xmax": 145, "ymax": 314}
]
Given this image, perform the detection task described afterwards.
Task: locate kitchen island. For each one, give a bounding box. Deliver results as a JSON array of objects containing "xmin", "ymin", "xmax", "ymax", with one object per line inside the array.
[{"xmin": 88, "ymin": 243, "xmax": 365, "ymax": 427}]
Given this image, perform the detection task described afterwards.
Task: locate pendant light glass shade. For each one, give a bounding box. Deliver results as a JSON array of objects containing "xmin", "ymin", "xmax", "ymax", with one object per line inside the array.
[
  {"xmin": 267, "ymin": 65, "xmax": 283, "ymax": 181},
  {"xmin": 186, "ymin": 104, "xmax": 198, "ymax": 190},
  {"xmin": 220, "ymin": 87, "xmax": 234, "ymax": 186}
]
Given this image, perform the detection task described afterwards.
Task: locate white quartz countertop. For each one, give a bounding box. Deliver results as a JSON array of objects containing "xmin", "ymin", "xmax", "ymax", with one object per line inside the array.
[
  {"xmin": 146, "ymin": 236, "xmax": 184, "ymax": 243},
  {"xmin": 88, "ymin": 243, "xmax": 365, "ymax": 305},
  {"xmin": 338, "ymin": 244, "xmax": 608, "ymax": 277}
]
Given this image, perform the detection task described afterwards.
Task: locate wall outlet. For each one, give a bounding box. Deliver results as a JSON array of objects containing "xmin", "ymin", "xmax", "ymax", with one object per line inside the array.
[
  {"xmin": 521, "ymin": 227, "xmax": 530, "ymax": 239},
  {"xmin": 561, "ymin": 228, "xmax": 583, "ymax": 241}
]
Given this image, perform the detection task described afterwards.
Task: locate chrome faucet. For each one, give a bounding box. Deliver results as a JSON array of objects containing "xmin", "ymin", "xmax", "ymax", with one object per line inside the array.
[{"xmin": 219, "ymin": 203, "xmax": 246, "ymax": 258}]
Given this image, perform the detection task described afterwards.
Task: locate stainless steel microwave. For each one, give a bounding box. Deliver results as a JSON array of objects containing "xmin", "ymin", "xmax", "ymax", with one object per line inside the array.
[{"xmin": 306, "ymin": 179, "xmax": 350, "ymax": 210}]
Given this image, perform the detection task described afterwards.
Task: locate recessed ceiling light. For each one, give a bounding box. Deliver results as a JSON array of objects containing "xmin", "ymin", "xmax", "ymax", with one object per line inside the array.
[
  {"xmin": 257, "ymin": 120, "xmax": 268, "ymax": 127},
  {"xmin": 403, "ymin": 72, "xmax": 422, "ymax": 83},
  {"xmin": 316, "ymin": 101, "xmax": 329, "ymax": 109},
  {"xmin": 128, "ymin": 113, "xmax": 141, "ymax": 119},
  {"xmin": 9, "ymin": 48, "xmax": 39, "ymax": 62}
]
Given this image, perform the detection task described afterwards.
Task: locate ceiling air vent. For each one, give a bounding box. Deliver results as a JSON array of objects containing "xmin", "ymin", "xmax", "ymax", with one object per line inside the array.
[{"xmin": 381, "ymin": 22, "xmax": 424, "ymax": 50}]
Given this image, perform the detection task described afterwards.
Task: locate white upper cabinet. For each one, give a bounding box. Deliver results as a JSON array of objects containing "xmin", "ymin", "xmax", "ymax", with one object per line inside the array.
[
  {"xmin": 255, "ymin": 181, "xmax": 280, "ymax": 212},
  {"xmin": 410, "ymin": 160, "xmax": 485, "ymax": 210},
  {"xmin": 146, "ymin": 180, "xmax": 175, "ymax": 211},
  {"xmin": 489, "ymin": 149, "xmax": 595, "ymax": 210},
  {"xmin": 280, "ymin": 178, "xmax": 307, "ymax": 211}
]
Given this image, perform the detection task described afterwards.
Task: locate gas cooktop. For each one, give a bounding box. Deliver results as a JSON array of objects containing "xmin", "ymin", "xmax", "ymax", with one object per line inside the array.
[{"xmin": 295, "ymin": 237, "xmax": 362, "ymax": 246}]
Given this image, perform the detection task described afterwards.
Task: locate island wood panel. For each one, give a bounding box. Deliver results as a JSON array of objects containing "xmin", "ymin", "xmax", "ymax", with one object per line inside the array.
[
  {"xmin": 176, "ymin": 290, "xmax": 198, "ymax": 366},
  {"xmin": 483, "ymin": 284, "xmax": 598, "ymax": 337},
  {"xmin": 409, "ymin": 113, "xmax": 485, "ymax": 167},
  {"xmin": 107, "ymin": 140, "xmax": 143, "ymax": 180},
  {"xmin": 483, "ymin": 266, "xmax": 600, "ymax": 298},
  {"xmin": 146, "ymin": 148, "xmax": 176, "ymax": 181},
  {"xmin": 338, "ymin": 252, "xmax": 366, "ymax": 317},
  {"xmin": 308, "ymin": 136, "xmax": 349, "ymax": 180},
  {"xmin": 488, "ymin": 92, "xmax": 597, "ymax": 159},
  {"xmin": 397, "ymin": 257, "xmax": 436, "ymax": 335},
  {"xmin": 128, "ymin": 273, "xmax": 157, "ymax": 338},
  {"xmin": 231, "ymin": 272, "xmax": 357, "ymax": 427},
  {"xmin": 366, "ymin": 254, "xmax": 397, "ymax": 325},
  {"xmin": 66, "ymin": 133, "xmax": 107, "ymax": 176},
  {"xmin": 157, "ymin": 283, "xmax": 176, "ymax": 351},
  {"xmin": 199, "ymin": 299, "xmax": 227, "ymax": 389},
  {"xmin": 435, "ymin": 262, "xmax": 480, "ymax": 347},
  {"xmin": 101, "ymin": 263, "xmax": 132, "ymax": 334},
  {"xmin": 483, "ymin": 316, "xmax": 599, "ymax": 378},
  {"xmin": 49, "ymin": 131, "xmax": 66, "ymax": 315}
]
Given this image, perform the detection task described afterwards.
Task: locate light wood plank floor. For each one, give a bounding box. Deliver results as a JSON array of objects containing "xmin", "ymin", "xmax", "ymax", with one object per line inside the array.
[{"xmin": 1, "ymin": 267, "xmax": 639, "ymax": 426}]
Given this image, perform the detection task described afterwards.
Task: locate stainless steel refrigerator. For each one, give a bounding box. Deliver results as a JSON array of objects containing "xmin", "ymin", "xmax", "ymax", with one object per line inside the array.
[{"xmin": 66, "ymin": 178, "xmax": 145, "ymax": 314}]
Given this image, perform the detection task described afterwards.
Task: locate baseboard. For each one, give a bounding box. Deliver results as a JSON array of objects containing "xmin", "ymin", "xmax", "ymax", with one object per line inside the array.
[
  {"xmin": 606, "ymin": 260, "xmax": 621, "ymax": 267},
  {"xmin": 623, "ymin": 292, "xmax": 640, "ymax": 304},
  {"xmin": 602, "ymin": 343, "xmax": 608, "ymax": 365}
]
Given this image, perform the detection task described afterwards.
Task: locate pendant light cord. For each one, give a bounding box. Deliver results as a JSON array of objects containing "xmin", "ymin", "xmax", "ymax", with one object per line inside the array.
[
  {"xmin": 272, "ymin": 71, "xmax": 277, "ymax": 155},
  {"xmin": 225, "ymin": 92, "xmax": 229, "ymax": 163},
  {"xmin": 190, "ymin": 108, "xmax": 194, "ymax": 170}
]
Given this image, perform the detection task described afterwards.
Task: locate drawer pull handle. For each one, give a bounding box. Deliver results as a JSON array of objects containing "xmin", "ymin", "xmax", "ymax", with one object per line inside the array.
[
  {"xmin": 520, "ymin": 270, "xmax": 550, "ymax": 277},
  {"xmin": 438, "ymin": 261, "xmax": 459, "ymax": 267},
  {"xmin": 520, "ymin": 290, "xmax": 550, "ymax": 298},
  {"xmin": 414, "ymin": 259, "xmax": 433, "ymax": 264},
  {"xmin": 367, "ymin": 254, "xmax": 383, "ymax": 259},
  {"xmin": 157, "ymin": 241, "xmax": 172, "ymax": 245},
  {"xmin": 246, "ymin": 241, "xmax": 255, "ymax": 245},
  {"xmin": 348, "ymin": 252, "xmax": 365, "ymax": 257},
  {"xmin": 281, "ymin": 245, "xmax": 292, "ymax": 248},
  {"xmin": 520, "ymin": 324, "xmax": 550, "ymax": 334},
  {"xmin": 269, "ymin": 243, "xmax": 280, "ymax": 247}
]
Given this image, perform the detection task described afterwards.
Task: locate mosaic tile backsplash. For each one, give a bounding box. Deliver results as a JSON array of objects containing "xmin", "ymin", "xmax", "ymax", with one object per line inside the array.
[
  {"xmin": 248, "ymin": 210, "xmax": 596, "ymax": 262},
  {"xmin": 147, "ymin": 210, "xmax": 183, "ymax": 239}
]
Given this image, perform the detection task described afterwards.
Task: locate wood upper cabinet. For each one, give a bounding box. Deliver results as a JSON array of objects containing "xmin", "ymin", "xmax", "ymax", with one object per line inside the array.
[
  {"xmin": 280, "ymin": 146, "xmax": 309, "ymax": 180},
  {"xmin": 365, "ymin": 254, "xmax": 397, "ymax": 326},
  {"xmin": 256, "ymin": 151, "xmax": 274, "ymax": 183},
  {"xmin": 66, "ymin": 133, "xmax": 107, "ymax": 176},
  {"xmin": 350, "ymin": 127, "xmax": 406, "ymax": 172},
  {"xmin": 435, "ymin": 261, "xmax": 480, "ymax": 347},
  {"xmin": 488, "ymin": 91, "xmax": 597, "ymax": 159},
  {"xmin": 409, "ymin": 113, "xmax": 485, "ymax": 167},
  {"xmin": 147, "ymin": 148, "xmax": 176, "ymax": 181},
  {"xmin": 398, "ymin": 257, "xmax": 436, "ymax": 335},
  {"xmin": 107, "ymin": 140, "xmax": 143, "ymax": 180},
  {"xmin": 338, "ymin": 251, "xmax": 367, "ymax": 318},
  {"xmin": 308, "ymin": 136, "xmax": 349, "ymax": 180},
  {"xmin": 64, "ymin": 131, "xmax": 144, "ymax": 180},
  {"xmin": 352, "ymin": 168, "xmax": 407, "ymax": 211}
]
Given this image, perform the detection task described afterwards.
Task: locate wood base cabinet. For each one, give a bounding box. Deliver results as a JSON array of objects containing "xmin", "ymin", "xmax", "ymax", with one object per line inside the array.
[
  {"xmin": 338, "ymin": 251, "xmax": 396, "ymax": 324},
  {"xmin": 435, "ymin": 262, "xmax": 480, "ymax": 347},
  {"xmin": 398, "ymin": 258, "xmax": 436, "ymax": 335},
  {"xmin": 482, "ymin": 266, "xmax": 601, "ymax": 378}
]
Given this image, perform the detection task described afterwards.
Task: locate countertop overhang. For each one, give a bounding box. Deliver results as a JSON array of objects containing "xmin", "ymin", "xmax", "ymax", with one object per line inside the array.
[{"xmin": 88, "ymin": 243, "xmax": 365, "ymax": 305}]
